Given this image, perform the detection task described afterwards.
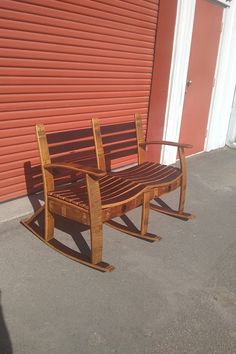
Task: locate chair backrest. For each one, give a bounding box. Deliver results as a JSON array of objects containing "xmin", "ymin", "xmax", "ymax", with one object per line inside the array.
[
  {"xmin": 25, "ymin": 124, "xmax": 97, "ymax": 195},
  {"xmin": 92, "ymin": 113, "xmax": 146, "ymax": 172},
  {"xmin": 24, "ymin": 115, "xmax": 146, "ymax": 195}
]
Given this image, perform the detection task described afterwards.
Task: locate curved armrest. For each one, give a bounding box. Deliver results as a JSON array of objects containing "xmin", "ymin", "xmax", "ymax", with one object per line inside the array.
[
  {"xmin": 44, "ymin": 162, "xmax": 106, "ymax": 177},
  {"xmin": 140, "ymin": 141, "xmax": 192, "ymax": 149}
]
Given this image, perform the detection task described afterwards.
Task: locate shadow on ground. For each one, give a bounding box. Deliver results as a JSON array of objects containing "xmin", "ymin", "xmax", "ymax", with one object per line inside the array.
[{"xmin": 0, "ymin": 291, "xmax": 12, "ymax": 354}]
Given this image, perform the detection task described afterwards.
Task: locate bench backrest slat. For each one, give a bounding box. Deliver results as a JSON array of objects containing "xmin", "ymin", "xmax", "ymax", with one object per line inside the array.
[
  {"xmin": 26, "ymin": 124, "xmax": 97, "ymax": 195},
  {"xmin": 92, "ymin": 113, "xmax": 146, "ymax": 171}
]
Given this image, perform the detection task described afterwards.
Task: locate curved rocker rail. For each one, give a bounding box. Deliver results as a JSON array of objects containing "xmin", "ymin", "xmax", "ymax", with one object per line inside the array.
[{"xmin": 20, "ymin": 207, "xmax": 114, "ymax": 272}]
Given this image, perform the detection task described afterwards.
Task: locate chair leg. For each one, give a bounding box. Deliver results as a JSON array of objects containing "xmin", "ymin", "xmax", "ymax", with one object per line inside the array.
[
  {"xmin": 86, "ymin": 174, "xmax": 115, "ymax": 271},
  {"xmin": 150, "ymin": 179, "xmax": 195, "ymax": 221},
  {"xmin": 45, "ymin": 206, "xmax": 54, "ymax": 241},
  {"xmin": 177, "ymin": 177, "xmax": 195, "ymax": 219},
  {"xmin": 140, "ymin": 191, "xmax": 149, "ymax": 236},
  {"xmin": 90, "ymin": 221, "xmax": 103, "ymax": 265},
  {"xmin": 88, "ymin": 216, "xmax": 115, "ymax": 271},
  {"xmin": 106, "ymin": 191, "xmax": 161, "ymax": 242},
  {"xmin": 178, "ymin": 177, "xmax": 186, "ymax": 214}
]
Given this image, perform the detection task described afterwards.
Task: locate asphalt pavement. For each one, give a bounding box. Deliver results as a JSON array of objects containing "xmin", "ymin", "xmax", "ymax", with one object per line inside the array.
[{"xmin": 0, "ymin": 147, "xmax": 236, "ymax": 354}]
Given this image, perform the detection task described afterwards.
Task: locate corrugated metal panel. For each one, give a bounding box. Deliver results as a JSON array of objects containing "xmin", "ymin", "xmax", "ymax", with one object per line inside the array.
[{"xmin": 0, "ymin": 0, "xmax": 159, "ymax": 202}]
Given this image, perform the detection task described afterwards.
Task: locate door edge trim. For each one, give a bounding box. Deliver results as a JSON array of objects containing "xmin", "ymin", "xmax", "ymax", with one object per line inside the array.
[{"xmin": 161, "ymin": 0, "xmax": 196, "ymax": 165}]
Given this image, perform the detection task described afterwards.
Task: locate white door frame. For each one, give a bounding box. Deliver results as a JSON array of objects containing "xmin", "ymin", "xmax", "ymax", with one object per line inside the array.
[
  {"xmin": 205, "ymin": 0, "xmax": 236, "ymax": 151},
  {"xmin": 226, "ymin": 86, "xmax": 236, "ymax": 147},
  {"xmin": 161, "ymin": 0, "xmax": 196, "ymax": 165},
  {"xmin": 161, "ymin": 0, "xmax": 236, "ymax": 164}
]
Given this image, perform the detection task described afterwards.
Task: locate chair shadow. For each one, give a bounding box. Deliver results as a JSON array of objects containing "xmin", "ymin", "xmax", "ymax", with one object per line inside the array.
[
  {"xmin": 0, "ymin": 291, "xmax": 13, "ymax": 354},
  {"xmin": 25, "ymin": 206, "xmax": 91, "ymax": 259},
  {"xmin": 56, "ymin": 216, "xmax": 91, "ymax": 258},
  {"xmin": 23, "ymin": 161, "xmax": 91, "ymax": 258},
  {"xmin": 120, "ymin": 214, "xmax": 140, "ymax": 232}
]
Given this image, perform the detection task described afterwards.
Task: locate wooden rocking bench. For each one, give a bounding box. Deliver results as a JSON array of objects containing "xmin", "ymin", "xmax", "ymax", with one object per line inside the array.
[
  {"xmin": 21, "ymin": 123, "xmax": 159, "ymax": 272},
  {"xmin": 92, "ymin": 113, "xmax": 195, "ymax": 225}
]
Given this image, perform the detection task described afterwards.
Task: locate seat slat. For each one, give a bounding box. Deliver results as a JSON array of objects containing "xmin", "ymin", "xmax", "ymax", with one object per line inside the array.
[
  {"xmin": 109, "ymin": 162, "xmax": 181, "ymax": 186},
  {"xmin": 48, "ymin": 175, "xmax": 144, "ymax": 209}
]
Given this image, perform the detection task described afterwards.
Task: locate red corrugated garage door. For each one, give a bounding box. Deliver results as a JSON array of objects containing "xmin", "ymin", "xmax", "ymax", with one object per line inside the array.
[{"xmin": 0, "ymin": 0, "xmax": 159, "ymax": 202}]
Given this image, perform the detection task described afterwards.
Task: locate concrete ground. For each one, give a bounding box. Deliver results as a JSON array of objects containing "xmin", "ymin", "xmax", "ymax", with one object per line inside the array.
[{"xmin": 0, "ymin": 147, "xmax": 236, "ymax": 354}]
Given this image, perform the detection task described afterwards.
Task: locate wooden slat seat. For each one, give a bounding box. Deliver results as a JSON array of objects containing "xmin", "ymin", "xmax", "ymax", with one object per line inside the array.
[
  {"xmin": 48, "ymin": 175, "xmax": 145, "ymax": 210},
  {"xmin": 109, "ymin": 162, "xmax": 181, "ymax": 186},
  {"xmin": 92, "ymin": 114, "xmax": 195, "ymax": 221}
]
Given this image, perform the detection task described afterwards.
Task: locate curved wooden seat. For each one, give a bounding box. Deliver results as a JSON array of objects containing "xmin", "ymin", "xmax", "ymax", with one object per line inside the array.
[
  {"xmin": 109, "ymin": 162, "xmax": 181, "ymax": 187},
  {"xmin": 48, "ymin": 175, "xmax": 145, "ymax": 210},
  {"xmin": 92, "ymin": 114, "xmax": 195, "ymax": 221}
]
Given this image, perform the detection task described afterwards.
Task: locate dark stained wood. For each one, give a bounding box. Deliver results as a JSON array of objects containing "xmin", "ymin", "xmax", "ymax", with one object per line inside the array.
[
  {"xmin": 92, "ymin": 113, "xmax": 195, "ymax": 223},
  {"xmin": 141, "ymin": 191, "xmax": 151, "ymax": 236},
  {"xmin": 140, "ymin": 141, "xmax": 193, "ymax": 148},
  {"xmin": 135, "ymin": 112, "xmax": 146, "ymax": 164},
  {"xmin": 92, "ymin": 118, "xmax": 138, "ymax": 171},
  {"xmin": 21, "ymin": 122, "xmax": 158, "ymax": 272},
  {"xmin": 45, "ymin": 162, "xmax": 106, "ymax": 177}
]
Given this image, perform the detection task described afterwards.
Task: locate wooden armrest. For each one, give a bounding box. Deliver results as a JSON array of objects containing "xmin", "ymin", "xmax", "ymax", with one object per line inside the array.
[
  {"xmin": 44, "ymin": 162, "xmax": 106, "ymax": 177},
  {"xmin": 140, "ymin": 141, "xmax": 192, "ymax": 149}
]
